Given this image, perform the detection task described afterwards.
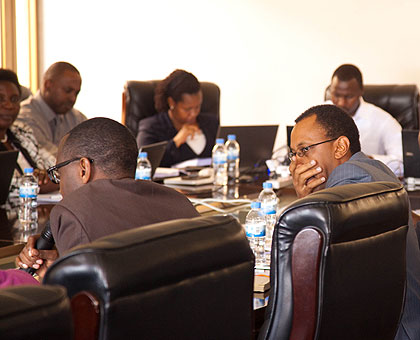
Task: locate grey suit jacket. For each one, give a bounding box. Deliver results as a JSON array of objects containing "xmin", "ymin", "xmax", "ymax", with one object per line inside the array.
[
  {"xmin": 327, "ymin": 152, "xmax": 420, "ymax": 340},
  {"xmin": 326, "ymin": 151, "xmax": 398, "ymax": 188}
]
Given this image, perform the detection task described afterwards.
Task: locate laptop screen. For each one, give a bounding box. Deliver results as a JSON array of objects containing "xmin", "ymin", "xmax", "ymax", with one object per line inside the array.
[
  {"xmin": 139, "ymin": 141, "xmax": 168, "ymax": 177},
  {"xmin": 0, "ymin": 150, "xmax": 18, "ymax": 205},
  {"xmin": 402, "ymin": 129, "xmax": 420, "ymax": 179},
  {"xmin": 217, "ymin": 125, "xmax": 278, "ymax": 170}
]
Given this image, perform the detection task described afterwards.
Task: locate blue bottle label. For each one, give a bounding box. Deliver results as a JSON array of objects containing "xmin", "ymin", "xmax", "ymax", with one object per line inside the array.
[
  {"xmin": 19, "ymin": 185, "xmax": 37, "ymax": 198},
  {"xmin": 135, "ymin": 168, "xmax": 151, "ymax": 180},
  {"xmin": 245, "ymin": 221, "xmax": 266, "ymax": 237}
]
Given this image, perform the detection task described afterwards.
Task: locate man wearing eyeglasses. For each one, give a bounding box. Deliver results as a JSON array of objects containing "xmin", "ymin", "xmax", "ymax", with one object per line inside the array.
[
  {"xmin": 289, "ymin": 104, "xmax": 420, "ymax": 340},
  {"xmin": 289, "ymin": 104, "xmax": 397, "ymax": 198},
  {"xmin": 16, "ymin": 118, "xmax": 199, "ymax": 278},
  {"xmin": 328, "ymin": 64, "xmax": 403, "ymax": 177}
]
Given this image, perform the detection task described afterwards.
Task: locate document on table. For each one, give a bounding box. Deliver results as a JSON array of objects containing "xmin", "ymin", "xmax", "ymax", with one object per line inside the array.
[
  {"xmin": 172, "ymin": 157, "xmax": 212, "ymax": 168},
  {"xmin": 38, "ymin": 192, "xmax": 62, "ymax": 204}
]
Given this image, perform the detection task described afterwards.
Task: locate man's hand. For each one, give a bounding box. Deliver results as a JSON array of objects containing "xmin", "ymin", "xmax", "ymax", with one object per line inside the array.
[
  {"xmin": 289, "ymin": 157, "xmax": 326, "ymax": 198},
  {"xmin": 15, "ymin": 234, "xmax": 59, "ymax": 280}
]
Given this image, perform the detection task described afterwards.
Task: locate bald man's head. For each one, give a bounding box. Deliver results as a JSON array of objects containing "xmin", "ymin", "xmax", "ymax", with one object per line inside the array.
[{"xmin": 41, "ymin": 62, "xmax": 81, "ymax": 115}]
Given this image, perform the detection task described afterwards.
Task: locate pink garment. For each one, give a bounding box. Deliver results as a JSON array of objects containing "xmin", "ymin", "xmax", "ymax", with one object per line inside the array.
[{"xmin": 0, "ymin": 269, "xmax": 39, "ymax": 287}]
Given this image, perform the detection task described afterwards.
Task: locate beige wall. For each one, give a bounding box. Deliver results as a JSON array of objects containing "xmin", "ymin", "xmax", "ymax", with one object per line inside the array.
[{"xmin": 37, "ymin": 0, "xmax": 420, "ymax": 149}]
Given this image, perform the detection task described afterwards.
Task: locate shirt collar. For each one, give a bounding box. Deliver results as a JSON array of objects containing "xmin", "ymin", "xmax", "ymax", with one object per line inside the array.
[{"xmin": 34, "ymin": 90, "xmax": 60, "ymax": 123}]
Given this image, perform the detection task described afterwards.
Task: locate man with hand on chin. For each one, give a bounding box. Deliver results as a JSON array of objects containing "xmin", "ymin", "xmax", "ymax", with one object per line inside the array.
[{"xmin": 289, "ymin": 104, "xmax": 420, "ymax": 340}]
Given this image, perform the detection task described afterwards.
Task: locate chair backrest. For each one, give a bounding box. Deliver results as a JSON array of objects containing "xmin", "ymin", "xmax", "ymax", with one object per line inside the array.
[
  {"xmin": 44, "ymin": 215, "xmax": 254, "ymax": 340},
  {"xmin": 325, "ymin": 84, "xmax": 420, "ymax": 129},
  {"xmin": 122, "ymin": 80, "xmax": 221, "ymax": 136},
  {"xmin": 259, "ymin": 181, "xmax": 409, "ymax": 340},
  {"xmin": 20, "ymin": 85, "xmax": 32, "ymax": 102},
  {"xmin": 0, "ymin": 285, "xmax": 73, "ymax": 339}
]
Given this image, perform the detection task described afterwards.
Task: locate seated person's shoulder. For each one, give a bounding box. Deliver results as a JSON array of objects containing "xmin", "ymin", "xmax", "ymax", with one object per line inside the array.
[
  {"xmin": 139, "ymin": 112, "xmax": 167, "ymax": 127},
  {"xmin": 10, "ymin": 120, "xmax": 36, "ymax": 137},
  {"xmin": 329, "ymin": 160, "xmax": 373, "ymax": 186},
  {"xmin": 73, "ymin": 108, "xmax": 87, "ymax": 122},
  {"xmin": 137, "ymin": 113, "xmax": 170, "ymax": 141},
  {"xmin": 365, "ymin": 101, "xmax": 400, "ymax": 123}
]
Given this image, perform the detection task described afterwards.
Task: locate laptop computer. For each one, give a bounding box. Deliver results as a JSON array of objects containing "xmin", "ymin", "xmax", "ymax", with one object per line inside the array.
[
  {"xmin": 217, "ymin": 125, "xmax": 278, "ymax": 172},
  {"xmin": 139, "ymin": 141, "xmax": 168, "ymax": 178},
  {"xmin": 0, "ymin": 150, "xmax": 18, "ymax": 205},
  {"xmin": 402, "ymin": 129, "xmax": 420, "ymax": 179}
]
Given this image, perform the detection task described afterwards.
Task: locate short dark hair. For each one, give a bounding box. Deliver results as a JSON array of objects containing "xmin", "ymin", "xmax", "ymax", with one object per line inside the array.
[
  {"xmin": 44, "ymin": 61, "xmax": 80, "ymax": 81},
  {"xmin": 61, "ymin": 118, "xmax": 138, "ymax": 178},
  {"xmin": 295, "ymin": 104, "xmax": 361, "ymax": 154},
  {"xmin": 0, "ymin": 68, "xmax": 21, "ymax": 95},
  {"xmin": 154, "ymin": 69, "xmax": 201, "ymax": 112},
  {"xmin": 332, "ymin": 64, "xmax": 363, "ymax": 90}
]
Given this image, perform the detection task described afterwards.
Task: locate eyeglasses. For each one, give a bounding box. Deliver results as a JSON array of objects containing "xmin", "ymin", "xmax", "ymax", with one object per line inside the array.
[
  {"xmin": 47, "ymin": 157, "xmax": 94, "ymax": 184},
  {"xmin": 288, "ymin": 138, "xmax": 338, "ymax": 161}
]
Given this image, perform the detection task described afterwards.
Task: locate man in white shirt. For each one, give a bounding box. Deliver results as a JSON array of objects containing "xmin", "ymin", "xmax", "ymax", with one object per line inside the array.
[
  {"xmin": 328, "ymin": 64, "xmax": 403, "ymax": 177},
  {"xmin": 17, "ymin": 62, "xmax": 87, "ymax": 157}
]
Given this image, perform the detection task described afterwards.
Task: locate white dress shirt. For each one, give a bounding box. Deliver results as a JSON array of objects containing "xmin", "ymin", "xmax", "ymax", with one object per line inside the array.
[
  {"xmin": 326, "ymin": 98, "xmax": 403, "ymax": 177},
  {"xmin": 352, "ymin": 98, "xmax": 403, "ymax": 177}
]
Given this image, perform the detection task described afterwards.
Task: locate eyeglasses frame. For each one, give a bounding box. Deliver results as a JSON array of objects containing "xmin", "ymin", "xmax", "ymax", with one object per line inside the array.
[
  {"xmin": 288, "ymin": 137, "xmax": 338, "ymax": 161},
  {"xmin": 47, "ymin": 157, "xmax": 94, "ymax": 184}
]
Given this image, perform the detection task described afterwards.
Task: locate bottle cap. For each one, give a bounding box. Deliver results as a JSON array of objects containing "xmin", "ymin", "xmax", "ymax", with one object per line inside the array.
[
  {"xmin": 227, "ymin": 134, "xmax": 236, "ymax": 141},
  {"xmin": 250, "ymin": 201, "xmax": 261, "ymax": 209},
  {"xmin": 24, "ymin": 167, "xmax": 34, "ymax": 174},
  {"xmin": 216, "ymin": 138, "xmax": 224, "ymax": 144},
  {"xmin": 139, "ymin": 152, "xmax": 148, "ymax": 158},
  {"xmin": 263, "ymin": 182, "xmax": 273, "ymax": 189}
]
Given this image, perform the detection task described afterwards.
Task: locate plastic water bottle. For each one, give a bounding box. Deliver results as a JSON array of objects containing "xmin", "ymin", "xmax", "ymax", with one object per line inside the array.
[
  {"xmin": 258, "ymin": 182, "xmax": 278, "ymax": 263},
  {"xmin": 212, "ymin": 138, "xmax": 228, "ymax": 186},
  {"xmin": 225, "ymin": 134, "xmax": 240, "ymax": 183},
  {"xmin": 135, "ymin": 152, "xmax": 152, "ymax": 180},
  {"xmin": 245, "ymin": 201, "xmax": 266, "ymax": 266},
  {"xmin": 18, "ymin": 168, "xmax": 39, "ymax": 231}
]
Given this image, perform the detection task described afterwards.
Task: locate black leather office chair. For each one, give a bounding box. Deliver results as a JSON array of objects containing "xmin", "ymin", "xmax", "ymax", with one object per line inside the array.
[
  {"xmin": 122, "ymin": 80, "xmax": 221, "ymax": 137},
  {"xmin": 44, "ymin": 215, "xmax": 254, "ymax": 340},
  {"xmin": 325, "ymin": 84, "xmax": 420, "ymax": 129},
  {"xmin": 0, "ymin": 285, "xmax": 73, "ymax": 339},
  {"xmin": 20, "ymin": 85, "xmax": 32, "ymax": 102},
  {"xmin": 258, "ymin": 181, "xmax": 408, "ymax": 340}
]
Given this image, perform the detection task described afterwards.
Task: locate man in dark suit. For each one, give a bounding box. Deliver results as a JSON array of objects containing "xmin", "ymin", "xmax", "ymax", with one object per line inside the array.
[
  {"xmin": 16, "ymin": 118, "xmax": 199, "ymax": 278},
  {"xmin": 288, "ymin": 104, "xmax": 420, "ymax": 340}
]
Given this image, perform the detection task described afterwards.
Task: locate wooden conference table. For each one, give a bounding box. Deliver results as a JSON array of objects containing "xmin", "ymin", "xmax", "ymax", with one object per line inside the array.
[
  {"xmin": 0, "ymin": 179, "xmax": 298, "ymax": 265},
  {"xmin": 0, "ymin": 178, "xmax": 294, "ymax": 340}
]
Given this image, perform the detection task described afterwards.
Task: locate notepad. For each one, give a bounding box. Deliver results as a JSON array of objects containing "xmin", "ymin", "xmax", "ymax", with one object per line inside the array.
[{"xmin": 254, "ymin": 275, "xmax": 270, "ymax": 292}]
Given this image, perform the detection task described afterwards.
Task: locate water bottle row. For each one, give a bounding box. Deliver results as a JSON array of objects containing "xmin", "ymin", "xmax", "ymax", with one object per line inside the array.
[
  {"xmin": 135, "ymin": 135, "xmax": 241, "ymax": 185},
  {"xmin": 212, "ymin": 135, "xmax": 240, "ymax": 186},
  {"xmin": 245, "ymin": 181, "xmax": 278, "ymax": 266}
]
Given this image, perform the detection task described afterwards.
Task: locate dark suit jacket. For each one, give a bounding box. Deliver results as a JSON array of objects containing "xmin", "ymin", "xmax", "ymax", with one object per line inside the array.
[
  {"xmin": 136, "ymin": 112, "xmax": 219, "ymax": 167},
  {"xmin": 327, "ymin": 152, "xmax": 420, "ymax": 340},
  {"xmin": 50, "ymin": 178, "xmax": 199, "ymax": 255}
]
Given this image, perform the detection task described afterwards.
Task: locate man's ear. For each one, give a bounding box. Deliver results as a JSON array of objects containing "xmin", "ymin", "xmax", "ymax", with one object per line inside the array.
[
  {"xmin": 334, "ymin": 136, "xmax": 350, "ymax": 160},
  {"xmin": 79, "ymin": 157, "xmax": 92, "ymax": 184},
  {"xmin": 167, "ymin": 97, "xmax": 175, "ymax": 110},
  {"xmin": 43, "ymin": 79, "xmax": 52, "ymax": 92}
]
